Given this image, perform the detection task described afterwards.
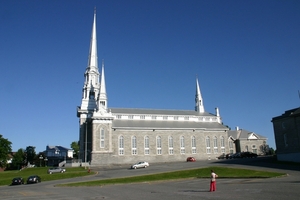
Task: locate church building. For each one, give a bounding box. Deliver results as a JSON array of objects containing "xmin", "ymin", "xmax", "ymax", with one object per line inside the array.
[{"xmin": 77, "ymin": 12, "xmax": 234, "ymax": 166}]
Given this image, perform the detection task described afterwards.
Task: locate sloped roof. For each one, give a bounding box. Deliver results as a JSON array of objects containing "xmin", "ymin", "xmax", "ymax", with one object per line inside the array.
[
  {"xmin": 46, "ymin": 145, "xmax": 72, "ymax": 151},
  {"xmin": 112, "ymin": 120, "xmax": 227, "ymax": 130},
  {"xmin": 272, "ymin": 107, "xmax": 300, "ymax": 121},
  {"xmin": 228, "ymin": 129, "xmax": 267, "ymax": 140},
  {"xmin": 109, "ymin": 107, "xmax": 215, "ymax": 117}
]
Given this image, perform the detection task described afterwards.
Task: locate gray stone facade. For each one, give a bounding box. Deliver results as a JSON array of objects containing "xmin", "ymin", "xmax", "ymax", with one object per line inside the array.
[{"xmin": 272, "ymin": 107, "xmax": 300, "ymax": 162}]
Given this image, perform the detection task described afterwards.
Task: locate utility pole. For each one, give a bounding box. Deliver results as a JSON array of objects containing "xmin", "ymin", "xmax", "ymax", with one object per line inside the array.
[{"xmin": 85, "ymin": 121, "xmax": 87, "ymax": 169}]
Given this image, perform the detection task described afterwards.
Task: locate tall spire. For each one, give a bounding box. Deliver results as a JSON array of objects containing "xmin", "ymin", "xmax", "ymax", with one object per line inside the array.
[
  {"xmin": 87, "ymin": 9, "xmax": 98, "ymax": 71},
  {"xmin": 195, "ymin": 76, "xmax": 205, "ymax": 113},
  {"xmin": 98, "ymin": 60, "xmax": 108, "ymax": 110},
  {"xmin": 79, "ymin": 10, "xmax": 100, "ymax": 112}
]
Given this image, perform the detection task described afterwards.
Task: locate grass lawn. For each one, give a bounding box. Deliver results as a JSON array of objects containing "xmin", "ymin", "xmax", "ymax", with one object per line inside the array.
[
  {"xmin": 57, "ymin": 166, "xmax": 286, "ymax": 187},
  {"xmin": 0, "ymin": 167, "xmax": 95, "ymax": 186}
]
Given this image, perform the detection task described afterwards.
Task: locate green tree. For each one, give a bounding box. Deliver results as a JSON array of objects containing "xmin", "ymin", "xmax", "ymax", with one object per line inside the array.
[
  {"xmin": 25, "ymin": 146, "xmax": 36, "ymax": 165},
  {"xmin": 71, "ymin": 141, "xmax": 80, "ymax": 159},
  {"xmin": 11, "ymin": 148, "xmax": 26, "ymax": 170},
  {"xmin": 0, "ymin": 134, "xmax": 12, "ymax": 168}
]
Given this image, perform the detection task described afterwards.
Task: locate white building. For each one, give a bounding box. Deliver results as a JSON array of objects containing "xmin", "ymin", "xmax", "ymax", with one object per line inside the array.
[{"xmin": 77, "ymin": 11, "xmax": 266, "ymax": 166}]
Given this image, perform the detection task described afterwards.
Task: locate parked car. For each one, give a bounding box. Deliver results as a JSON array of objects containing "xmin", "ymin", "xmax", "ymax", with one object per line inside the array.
[
  {"xmin": 241, "ymin": 152, "xmax": 258, "ymax": 158},
  {"xmin": 47, "ymin": 167, "xmax": 66, "ymax": 174},
  {"xmin": 131, "ymin": 161, "xmax": 149, "ymax": 169},
  {"xmin": 217, "ymin": 153, "xmax": 226, "ymax": 159},
  {"xmin": 225, "ymin": 153, "xmax": 233, "ymax": 159},
  {"xmin": 26, "ymin": 175, "xmax": 41, "ymax": 184},
  {"xmin": 11, "ymin": 177, "xmax": 24, "ymax": 185},
  {"xmin": 186, "ymin": 157, "xmax": 196, "ymax": 162},
  {"xmin": 231, "ymin": 152, "xmax": 242, "ymax": 158}
]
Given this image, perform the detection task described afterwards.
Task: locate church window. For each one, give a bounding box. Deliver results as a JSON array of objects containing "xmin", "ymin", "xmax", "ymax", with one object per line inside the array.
[
  {"xmin": 163, "ymin": 116, "xmax": 168, "ymax": 120},
  {"xmin": 252, "ymin": 145, "xmax": 257, "ymax": 153},
  {"xmin": 245, "ymin": 145, "xmax": 249, "ymax": 152},
  {"xmin": 144, "ymin": 136, "xmax": 149, "ymax": 155},
  {"xmin": 152, "ymin": 116, "xmax": 157, "ymax": 120},
  {"xmin": 168, "ymin": 136, "xmax": 173, "ymax": 155},
  {"xmin": 191, "ymin": 136, "xmax": 196, "ymax": 154},
  {"xmin": 220, "ymin": 136, "xmax": 225, "ymax": 153},
  {"xmin": 128, "ymin": 115, "xmax": 134, "ymax": 119},
  {"xmin": 100, "ymin": 129, "xmax": 104, "ymax": 148},
  {"xmin": 156, "ymin": 136, "xmax": 162, "ymax": 155},
  {"xmin": 213, "ymin": 136, "xmax": 218, "ymax": 153},
  {"xmin": 206, "ymin": 136, "xmax": 211, "ymax": 154},
  {"xmin": 132, "ymin": 136, "xmax": 137, "ymax": 155},
  {"xmin": 116, "ymin": 115, "xmax": 122, "ymax": 119},
  {"xmin": 140, "ymin": 115, "xmax": 145, "ymax": 119},
  {"xmin": 284, "ymin": 134, "xmax": 288, "ymax": 147},
  {"xmin": 180, "ymin": 136, "xmax": 185, "ymax": 154},
  {"xmin": 174, "ymin": 116, "xmax": 178, "ymax": 120},
  {"xmin": 119, "ymin": 136, "xmax": 124, "ymax": 155}
]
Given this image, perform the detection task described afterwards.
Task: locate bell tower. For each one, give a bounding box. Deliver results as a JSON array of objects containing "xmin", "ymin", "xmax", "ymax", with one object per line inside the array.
[{"xmin": 77, "ymin": 9, "xmax": 100, "ymax": 164}]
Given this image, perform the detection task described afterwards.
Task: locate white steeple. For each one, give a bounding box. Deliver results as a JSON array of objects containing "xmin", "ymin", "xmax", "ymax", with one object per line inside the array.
[
  {"xmin": 98, "ymin": 60, "xmax": 108, "ymax": 110},
  {"xmin": 80, "ymin": 9, "xmax": 100, "ymax": 112},
  {"xmin": 195, "ymin": 77, "xmax": 205, "ymax": 113},
  {"xmin": 215, "ymin": 107, "xmax": 222, "ymax": 123}
]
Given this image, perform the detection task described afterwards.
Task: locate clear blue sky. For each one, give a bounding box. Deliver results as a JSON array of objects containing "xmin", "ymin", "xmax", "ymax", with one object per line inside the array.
[{"xmin": 1, "ymin": 0, "xmax": 299, "ymax": 153}]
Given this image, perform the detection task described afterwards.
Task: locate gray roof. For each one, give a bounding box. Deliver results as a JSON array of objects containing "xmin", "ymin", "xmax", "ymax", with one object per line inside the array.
[
  {"xmin": 112, "ymin": 120, "xmax": 227, "ymax": 130},
  {"xmin": 272, "ymin": 107, "xmax": 300, "ymax": 121},
  {"xmin": 46, "ymin": 145, "xmax": 72, "ymax": 151},
  {"xmin": 109, "ymin": 107, "xmax": 215, "ymax": 117},
  {"xmin": 228, "ymin": 129, "xmax": 267, "ymax": 140}
]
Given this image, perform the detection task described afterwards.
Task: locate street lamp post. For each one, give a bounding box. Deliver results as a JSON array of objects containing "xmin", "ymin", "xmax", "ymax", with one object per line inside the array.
[
  {"xmin": 44, "ymin": 157, "xmax": 48, "ymax": 167},
  {"xmin": 39, "ymin": 155, "xmax": 43, "ymax": 167}
]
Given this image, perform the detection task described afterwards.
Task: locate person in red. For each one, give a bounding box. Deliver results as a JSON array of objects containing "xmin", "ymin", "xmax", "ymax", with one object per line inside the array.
[{"xmin": 210, "ymin": 169, "xmax": 218, "ymax": 192}]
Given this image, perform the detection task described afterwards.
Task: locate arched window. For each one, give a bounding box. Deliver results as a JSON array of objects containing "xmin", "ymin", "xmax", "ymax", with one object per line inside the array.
[
  {"xmin": 213, "ymin": 136, "xmax": 218, "ymax": 154},
  {"xmin": 220, "ymin": 136, "xmax": 225, "ymax": 153},
  {"xmin": 180, "ymin": 136, "xmax": 185, "ymax": 154},
  {"xmin": 157, "ymin": 136, "xmax": 162, "ymax": 155},
  {"xmin": 191, "ymin": 136, "xmax": 196, "ymax": 154},
  {"xmin": 132, "ymin": 136, "xmax": 137, "ymax": 155},
  {"xmin": 119, "ymin": 136, "xmax": 124, "ymax": 155},
  {"xmin": 100, "ymin": 128, "xmax": 105, "ymax": 148},
  {"xmin": 144, "ymin": 136, "xmax": 149, "ymax": 155},
  {"xmin": 168, "ymin": 136, "xmax": 173, "ymax": 155},
  {"xmin": 206, "ymin": 136, "xmax": 211, "ymax": 154}
]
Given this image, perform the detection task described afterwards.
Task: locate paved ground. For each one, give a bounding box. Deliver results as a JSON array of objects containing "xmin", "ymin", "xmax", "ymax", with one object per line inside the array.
[{"xmin": 0, "ymin": 156, "xmax": 299, "ymax": 200}]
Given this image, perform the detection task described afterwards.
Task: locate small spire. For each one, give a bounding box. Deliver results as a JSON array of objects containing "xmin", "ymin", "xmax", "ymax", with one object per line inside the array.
[{"xmin": 195, "ymin": 76, "xmax": 205, "ymax": 113}]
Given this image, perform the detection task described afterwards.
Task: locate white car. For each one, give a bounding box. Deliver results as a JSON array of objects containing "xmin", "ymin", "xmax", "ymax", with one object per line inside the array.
[
  {"xmin": 47, "ymin": 167, "xmax": 66, "ymax": 174},
  {"xmin": 131, "ymin": 161, "xmax": 149, "ymax": 169}
]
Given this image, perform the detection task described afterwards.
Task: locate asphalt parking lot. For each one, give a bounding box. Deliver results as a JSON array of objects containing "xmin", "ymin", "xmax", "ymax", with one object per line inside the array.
[{"xmin": 0, "ymin": 156, "xmax": 299, "ymax": 200}]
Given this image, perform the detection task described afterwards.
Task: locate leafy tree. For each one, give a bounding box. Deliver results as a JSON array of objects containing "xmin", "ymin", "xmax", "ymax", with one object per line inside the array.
[
  {"xmin": 11, "ymin": 148, "xmax": 26, "ymax": 170},
  {"xmin": 25, "ymin": 146, "xmax": 36, "ymax": 165},
  {"xmin": 71, "ymin": 141, "xmax": 80, "ymax": 159},
  {"xmin": 0, "ymin": 134, "xmax": 12, "ymax": 168}
]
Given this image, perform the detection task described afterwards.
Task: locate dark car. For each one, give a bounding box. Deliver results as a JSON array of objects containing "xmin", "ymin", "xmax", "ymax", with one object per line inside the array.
[
  {"xmin": 186, "ymin": 157, "xmax": 196, "ymax": 162},
  {"xmin": 225, "ymin": 153, "xmax": 233, "ymax": 159},
  {"xmin": 11, "ymin": 177, "xmax": 24, "ymax": 185},
  {"xmin": 217, "ymin": 153, "xmax": 226, "ymax": 159},
  {"xmin": 26, "ymin": 175, "xmax": 41, "ymax": 184},
  {"xmin": 241, "ymin": 152, "xmax": 258, "ymax": 158},
  {"xmin": 231, "ymin": 152, "xmax": 242, "ymax": 158}
]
